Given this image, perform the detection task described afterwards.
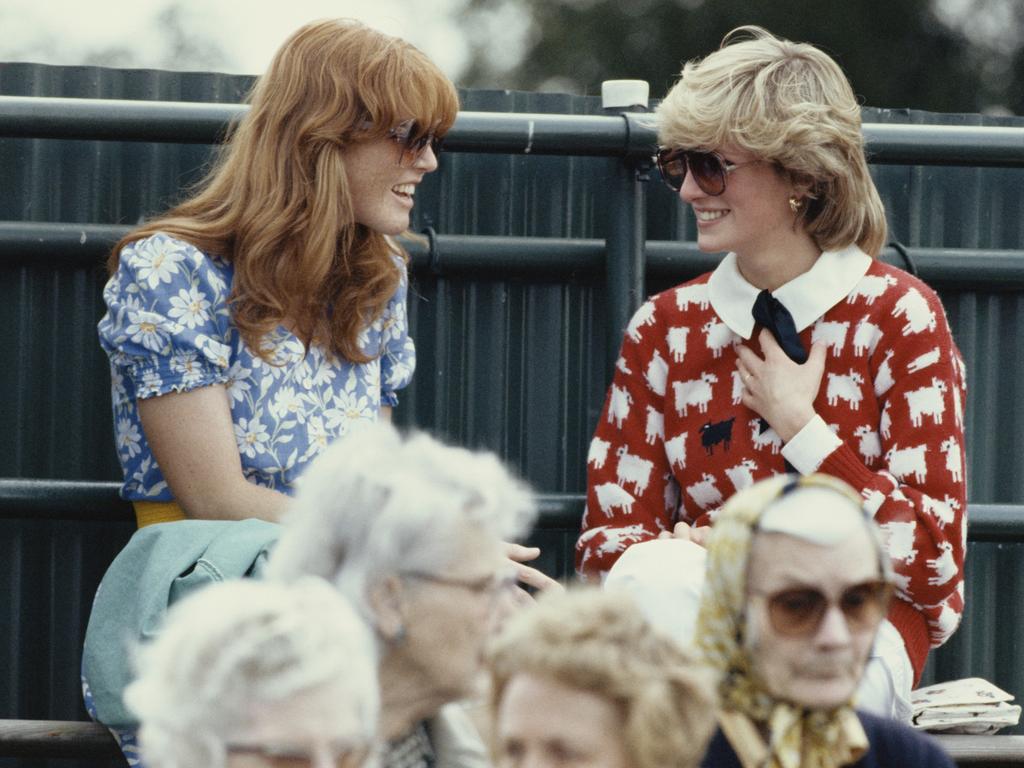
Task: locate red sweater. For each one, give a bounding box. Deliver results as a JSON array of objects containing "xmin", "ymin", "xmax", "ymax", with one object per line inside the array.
[{"xmin": 577, "ymin": 250, "xmax": 967, "ymax": 682}]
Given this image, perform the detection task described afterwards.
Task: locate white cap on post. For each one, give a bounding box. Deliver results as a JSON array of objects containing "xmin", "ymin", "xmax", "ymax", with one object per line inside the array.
[{"xmin": 601, "ymin": 79, "xmax": 650, "ymax": 111}]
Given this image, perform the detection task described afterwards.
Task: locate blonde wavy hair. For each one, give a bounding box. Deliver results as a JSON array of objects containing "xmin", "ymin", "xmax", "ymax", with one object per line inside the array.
[
  {"xmin": 488, "ymin": 589, "xmax": 715, "ymax": 768},
  {"xmin": 657, "ymin": 26, "xmax": 887, "ymax": 256},
  {"xmin": 109, "ymin": 19, "xmax": 459, "ymax": 363}
]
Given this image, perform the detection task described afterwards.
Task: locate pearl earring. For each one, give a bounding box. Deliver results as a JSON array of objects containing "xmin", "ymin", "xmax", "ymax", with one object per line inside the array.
[{"xmin": 789, "ymin": 196, "xmax": 802, "ymax": 213}]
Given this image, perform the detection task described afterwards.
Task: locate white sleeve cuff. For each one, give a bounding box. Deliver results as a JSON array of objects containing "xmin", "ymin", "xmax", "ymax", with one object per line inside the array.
[{"xmin": 781, "ymin": 414, "xmax": 843, "ymax": 475}]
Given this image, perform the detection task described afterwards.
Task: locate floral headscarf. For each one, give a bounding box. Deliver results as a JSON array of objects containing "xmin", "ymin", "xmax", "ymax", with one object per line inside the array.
[{"xmin": 695, "ymin": 473, "xmax": 887, "ymax": 768}]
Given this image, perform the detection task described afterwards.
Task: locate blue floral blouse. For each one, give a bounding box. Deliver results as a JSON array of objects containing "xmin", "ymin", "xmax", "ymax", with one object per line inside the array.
[{"xmin": 98, "ymin": 233, "xmax": 416, "ymax": 501}]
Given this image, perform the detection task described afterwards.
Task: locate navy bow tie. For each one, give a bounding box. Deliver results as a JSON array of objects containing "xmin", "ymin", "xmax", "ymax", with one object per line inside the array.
[{"xmin": 751, "ymin": 290, "xmax": 808, "ymax": 364}]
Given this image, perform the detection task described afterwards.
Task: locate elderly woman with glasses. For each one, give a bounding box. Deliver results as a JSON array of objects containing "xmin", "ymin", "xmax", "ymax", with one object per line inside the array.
[
  {"xmin": 97, "ymin": 18, "xmax": 457, "ymax": 529},
  {"xmin": 578, "ymin": 26, "xmax": 967, "ymax": 721},
  {"xmin": 487, "ymin": 588, "xmax": 716, "ymax": 768},
  {"xmin": 692, "ymin": 474, "xmax": 953, "ymax": 767},
  {"xmin": 268, "ymin": 423, "xmax": 539, "ymax": 768},
  {"xmin": 125, "ymin": 577, "xmax": 378, "ymax": 768}
]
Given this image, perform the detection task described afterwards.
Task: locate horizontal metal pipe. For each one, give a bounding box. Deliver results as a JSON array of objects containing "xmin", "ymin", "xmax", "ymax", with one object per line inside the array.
[
  {"xmin": 2, "ymin": 95, "xmax": 1024, "ymax": 165},
  {"xmin": 0, "ymin": 479, "xmax": 1019, "ymax": 541},
  {"xmin": 2, "ymin": 221, "xmax": 1023, "ymax": 290}
]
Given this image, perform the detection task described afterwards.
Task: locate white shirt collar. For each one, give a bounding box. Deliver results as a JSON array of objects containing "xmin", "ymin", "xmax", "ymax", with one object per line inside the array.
[{"xmin": 707, "ymin": 244, "xmax": 873, "ymax": 339}]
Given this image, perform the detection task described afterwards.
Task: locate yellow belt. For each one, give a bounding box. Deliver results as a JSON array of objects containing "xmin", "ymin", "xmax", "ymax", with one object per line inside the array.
[{"xmin": 133, "ymin": 500, "xmax": 187, "ymax": 528}]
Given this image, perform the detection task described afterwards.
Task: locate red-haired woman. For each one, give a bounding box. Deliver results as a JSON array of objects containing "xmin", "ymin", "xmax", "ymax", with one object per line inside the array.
[{"xmin": 98, "ymin": 19, "xmax": 458, "ymax": 527}]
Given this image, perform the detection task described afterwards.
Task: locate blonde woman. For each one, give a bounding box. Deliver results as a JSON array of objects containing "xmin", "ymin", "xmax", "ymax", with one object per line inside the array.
[
  {"xmin": 579, "ymin": 26, "xmax": 966, "ymax": 719},
  {"xmin": 487, "ymin": 589, "xmax": 715, "ymax": 768},
  {"xmin": 98, "ymin": 19, "xmax": 458, "ymax": 527}
]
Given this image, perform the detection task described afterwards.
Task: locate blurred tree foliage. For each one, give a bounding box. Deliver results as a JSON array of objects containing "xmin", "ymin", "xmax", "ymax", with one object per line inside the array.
[{"xmin": 457, "ymin": 0, "xmax": 1023, "ymax": 114}]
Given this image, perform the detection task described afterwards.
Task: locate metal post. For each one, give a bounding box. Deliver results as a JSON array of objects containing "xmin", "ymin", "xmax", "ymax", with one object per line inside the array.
[{"xmin": 602, "ymin": 80, "xmax": 651, "ymax": 375}]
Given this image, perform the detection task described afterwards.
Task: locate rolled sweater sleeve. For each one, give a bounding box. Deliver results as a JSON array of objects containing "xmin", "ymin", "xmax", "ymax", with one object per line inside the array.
[{"xmin": 800, "ymin": 282, "xmax": 967, "ymax": 674}]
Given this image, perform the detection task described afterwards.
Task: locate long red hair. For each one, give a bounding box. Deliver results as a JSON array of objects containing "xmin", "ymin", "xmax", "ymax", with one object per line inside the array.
[{"xmin": 109, "ymin": 19, "xmax": 459, "ymax": 362}]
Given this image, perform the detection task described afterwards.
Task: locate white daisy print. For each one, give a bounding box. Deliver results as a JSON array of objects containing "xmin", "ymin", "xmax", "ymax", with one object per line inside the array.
[
  {"xmin": 131, "ymin": 236, "xmax": 188, "ymax": 290},
  {"xmin": 125, "ymin": 310, "xmax": 168, "ymax": 353},
  {"xmin": 234, "ymin": 417, "xmax": 270, "ymax": 459},
  {"xmin": 168, "ymin": 286, "xmax": 212, "ymax": 329},
  {"xmin": 116, "ymin": 417, "xmax": 143, "ymax": 458}
]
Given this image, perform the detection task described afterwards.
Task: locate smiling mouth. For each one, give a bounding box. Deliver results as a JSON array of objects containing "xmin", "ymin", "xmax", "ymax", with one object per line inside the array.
[
  {"xmin": 695, "ymin": 209, "xmax": 727, "ymax": 222},
  {"xmin": 392, "ymin": 183, "xmax": 416, "ymax": 201}
]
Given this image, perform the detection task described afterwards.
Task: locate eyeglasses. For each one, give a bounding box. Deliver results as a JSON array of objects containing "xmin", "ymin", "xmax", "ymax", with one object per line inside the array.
[
  {"xmin": 226, "ymin": 740, "xmax": 369, "ymax": 768},
  {"xmin": 387, "ymin": 119, "xmax": 443, "ymax": 166},
  {"xmin": 402, "ymin": 570, "xmax": 517, "ymax": 598},
  {"xmin": 751, "ymin": 579, "xmax": 893, "ymax": 638},
  {"xmin": 655, "ymin": 147, "xmax": 760, "ymax": 196}
]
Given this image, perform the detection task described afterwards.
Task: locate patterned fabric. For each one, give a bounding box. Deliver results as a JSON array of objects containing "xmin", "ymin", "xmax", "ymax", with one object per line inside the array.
[
  {"xmin": 82, "ymin": 674, "xmax": 143, "ymax": 767},
  {"xmin": 384, "ymin": 722, "xmax": 436, "ymax": 768},
  {"xmin": 577, "ymin": 247, "xmax": 967, "ymax": 680},
  {"xmin": 98, "ymin": 233, "xmax": 416, "ymax": 502},
  {"xmin": 696, "ymin": 474, "xmax": 869, "ymax": 768}
]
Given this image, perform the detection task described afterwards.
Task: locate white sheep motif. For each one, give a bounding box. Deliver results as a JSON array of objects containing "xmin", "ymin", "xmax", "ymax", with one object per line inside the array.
[
  {"xmin": 862, "ymin": 488, "xmax": 886, "ymax": 516},
  {"xmin": 749, "ymin": 419, "xmax": 782, "ymax": 454},
  {"xmin": 931, "ymin": 601, "xmax": 961, "ymax": 644},
  {"xmin": 665, "ymin": 432, "xmax": 687, "ymax": 470},
  {"xmin": 926, "ymin": 541, "xmax": 958, "ymax": 586},
  {"xmin": 907, "ymin": 348, "xmax": 940, "ymax": 374},
  {"xmin": 812, "ymin": 320, "xmax": 849, "ymax": 357},
  {"xmin": 826, "ymin": 370, "xmax": 865, "ymax": 409},
  {"xmin": 893, "ymin": 287, "xmax": 937, "ymax": 335},
  {"xmin": 940, "ymin": 437, "xmax": 963, "ymax": 482},
  {"xmin": 725, "ymin": 459, "xmax": 758, "ymax": 492},
  {"xmin": 879, "ymin": 520, "xmax": 918, "ymax": 565},
  {"xmin": 667, "ymin": 326, "xmax": 689, "ymax": 363},
  {"xmin": 922, "ymin": 494, "xmax": 958, "ymax": 528},
  {"xmin": 853, "ymin": 425, "xmax": 882, "ymax": 463},
  {"xmin": 702, "ymin": 320, "xmax": 736, "ymax": 359},
  {"xmin": 672, "ymin": 373, "xmax": 718, "ymax": 416},
  {"xmin": 852, "ymin": 319, "xmax": 883, "ymax": 357},
  {"xmin": 644, "ymin": 348, "xmax": 668, "ymax": 396},
  {"xmin": 686, "ymin": 473, "xmax": 723, "ymax": 510},
  {"xmin": 615, "ymin": 356, "xmax": 632, "ymax": 375},
  {"xmin": 594, "ymin": 482, "xmax": 636, "ymax": 517},
  {"xmin": 595, "ymin": 524, "xmax": 651, "ymax": 556},
  {"xmin": 884, "ymin": 443, "xmax": 929, "ymax": 484},
  {"xmin": 644, "ymin": 406, "xmax": 663, "ymax": 445},
  {"xmin": 587, "ymin": 437, "xmax": 610, "ymax": 469},
  {"xmin": 874, "ymin": 349, "xmax": 896, "ymax": 398},
  {"xmin": 880, "ymin": 400, "xmax": 892, "ymax": 440},
  {"xmin": 626, "ymin": 301, "xmax": 656, "ymax": 343},
  {"xmin": 731, "ymin": 369, "xmax": 745, "ymax": 405},
  {"xmin": 616, "ymin": 446, "xmax": 654, "ymax": 496},
  {"xmin": 848, "ymin": 273, "xmax": 898, "ymax": 305},
  {"xmin": 904, "ymin": 377, "xmax": 948, "ymax": 427},
  {"xmin": 675, "ymin": 284, "xmax": 709, "ymax": 311},
  {"xmin": 607, "ymin": 384, "xmax": 633, "ymax": 428}
]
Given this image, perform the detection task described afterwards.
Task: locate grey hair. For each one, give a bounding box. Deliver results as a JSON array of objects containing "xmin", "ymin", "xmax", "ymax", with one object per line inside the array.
[
  {"xmin": 266, "ymin": 422, "xmax": 537, "ymax": 617},
  {"xmin": 757, "ymin": 482, "xmax": 892, "ymax": 581},
  {"xmin": 124, "ymin": 577, "xmax": 378, "ymax": 768}
]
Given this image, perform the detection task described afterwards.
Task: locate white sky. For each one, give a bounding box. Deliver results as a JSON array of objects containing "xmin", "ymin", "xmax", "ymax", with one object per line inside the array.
[{"xmin": 0, "ymin": 0, "xmax": 479, "ymax": 79}]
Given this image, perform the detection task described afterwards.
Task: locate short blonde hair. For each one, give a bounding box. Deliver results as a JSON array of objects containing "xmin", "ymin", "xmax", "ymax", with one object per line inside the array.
[
  {"xmin": 657, "ymin": 26, "xmax": 887, "ymax": 256},
  {"xmin": 488, "ymin": 589, "xmax": 715, "ymax": 768}
]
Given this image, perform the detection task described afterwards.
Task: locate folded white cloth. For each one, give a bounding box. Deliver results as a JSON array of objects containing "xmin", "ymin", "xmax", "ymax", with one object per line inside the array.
[{"xmin": 911, "ymin": 677, "xmax": 1021, "ymax": 734}]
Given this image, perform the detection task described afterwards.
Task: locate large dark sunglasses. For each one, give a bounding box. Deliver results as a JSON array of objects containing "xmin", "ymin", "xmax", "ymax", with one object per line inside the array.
[
  {"xmin": 752, "ymin": 579, "xmax": 893, "ymax": 638},
  {"xmin": 655, "ymin": 147, "xmax": 759, "ymax": 196},
  {"xmin": 387, "ymin": 119, "xmax": 443, "ymax": 166}
]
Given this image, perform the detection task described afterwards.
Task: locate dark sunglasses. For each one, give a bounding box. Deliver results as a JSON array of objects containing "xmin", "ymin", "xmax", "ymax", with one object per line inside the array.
[
  {"xmin": 655, "ymin": 147, "xmax": 759, "ymax": 196},
  {"xmin": 752, "ymin": 579, "xmax": 893, "ymax": 638},
  {"xmin": 387, "ymin": 119, "xmax": 443, "ymax": 165}
]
